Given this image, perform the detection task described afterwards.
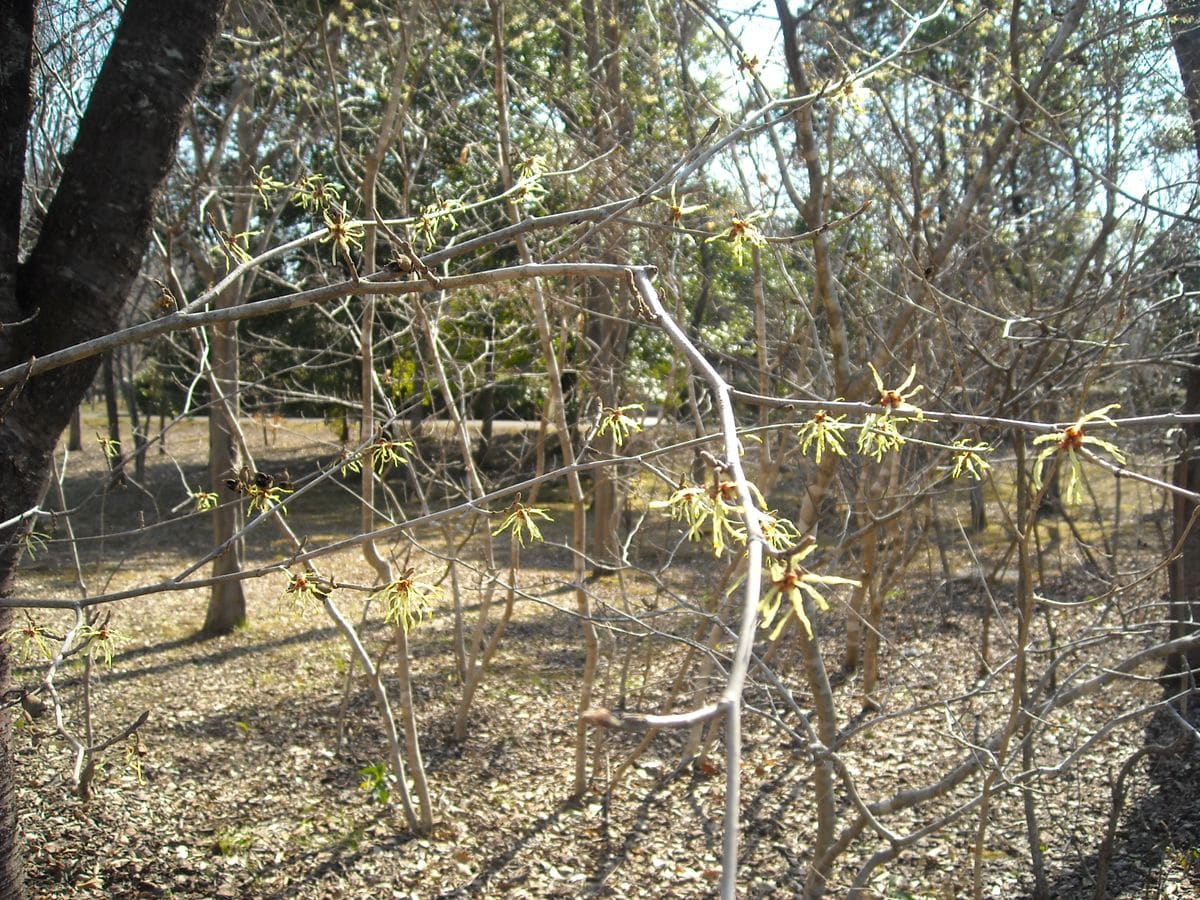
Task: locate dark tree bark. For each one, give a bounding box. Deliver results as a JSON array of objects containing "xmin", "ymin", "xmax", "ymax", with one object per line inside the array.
[
  {"xmin": 0, "ymin": 2, "xmax": 228, "ymax": 894},
  {"xmin": 0, "ymin": 6, "xmax": 37, "ymax": 892},
  {"xmin": 1166, "ymin": 0, "xmax": 1200, "ymax": 684},
  {"xmin": 67, "ymin": 406, "xmax": 82, "ymax": 452}
]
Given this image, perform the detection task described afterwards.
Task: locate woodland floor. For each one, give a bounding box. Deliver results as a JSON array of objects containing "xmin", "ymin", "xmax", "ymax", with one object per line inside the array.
[{"xmin": 9, "ymin": 415, "xmax": 1200, "ymax": 898}]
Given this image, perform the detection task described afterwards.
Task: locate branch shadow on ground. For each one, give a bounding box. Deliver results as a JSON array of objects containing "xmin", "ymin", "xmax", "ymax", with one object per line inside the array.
[
  {"xmin": 249, "ymin": 808, "xmax": 418, "ymax": 900},
  {"xmin": 1042, "ymin": 697, "xmax": 1200, "ymax": 898},
  {"xmin": 12, "ymin": 621, "xmax": 343, "ymax": 693}
]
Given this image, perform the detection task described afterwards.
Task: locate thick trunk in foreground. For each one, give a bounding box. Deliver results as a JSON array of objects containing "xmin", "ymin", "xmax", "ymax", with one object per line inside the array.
[
  {"xmin": 0, "ymin": 4, "xmax": 36, "ymax": 887},
  {"xmin": 1169, "ymin": 359, "xmax": 1200, "ymax": 682},
  {"xmin": 1167, "ymin": 0, "xmax": 1200, "ymax": 685},
  {"xmin": 0, "ymin": 2, "xmax": 227, "ymax": 894}
]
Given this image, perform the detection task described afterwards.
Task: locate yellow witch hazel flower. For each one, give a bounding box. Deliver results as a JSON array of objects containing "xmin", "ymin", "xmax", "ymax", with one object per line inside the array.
[
  {"xmin": 292, "ymin": 173, "xmax": 343, "ymax": 213},
  {"xmin": 857, "ymin": 363, "xmax": 923, "ymax": 462},
  {"xmin": 212, "ymin": 227, "xmax": 259, "ymax": 272},
  {"xmin": 653, "ymin": 183, "xmax": 707, "ymax": 229},
  {"xmin": 597, "ymin": 403, "xmax": 644, "ymax": 447},
  {"xmin": 415, "ymin": 197, "xmax": 466, "ymax": 249},
  {"xmin": 372, "ymin": 568, "xmax": 436, "ymax": 634},
  {"xmin": 77, "ymin": 621, "xmax": 122, "ymax": 667},
  {"xmin": 370, "ymin": 437, "xmax": 413, "ymax": 475},
  {"xmin": 493, "ymin": 494, "xmax": 553, "ymax": 546},
  {"xmin": 758, "ymin": 543, "xmax": 859, "ymax": 640},
  {"xmin": 666, "ymin": 477, "xmax": 747, "ymax": 558},
  {"xmin": 664, "ymin": 483, "xmax": 709, "ymax": 535},
  {"xmin": 705, "ymin": 211, "xmax": 767, "ymax": 266},
  {"xmin": 949, "ymin": 439, "xmax": 992, "ymax": 481},
  {"xmin": 251, "ymin": 165, "xmax": 287, "ymax": 205},
  {"xmin": 283, "ymin": 570, "xmax": 331, "ymax": 614},
  {"xmin": 514, "ymin": 155, "xmax": 549, "ymax": 208},
  {"xmin": 321, "ymin": 209, "xmax": 365, "ymax": 263},
  {"xmin": 868, "ymin": 362, "xmax": 923, "ymax": 414},
  {"xmin": 796, "ymin": 409, "xmax": 848, "ymax": 464},
  {"xmin": 757, "ymin": 508, "xmax": 802, "ymax": 553},
  {"xmin": 1032, "ymin": 405, "xmax": 1126, "ymax": 504},
  {"xmin": 1, "ymin": 615, "xmax": 54, "ymax": 664},
  {"xmin": 192, "ymin": 490, "xmax": 219, "ymax": 512}
]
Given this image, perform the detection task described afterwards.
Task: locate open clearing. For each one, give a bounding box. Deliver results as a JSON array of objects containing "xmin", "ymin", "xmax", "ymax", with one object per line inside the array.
[{"xmin": 11, "ymin": 415, "xmax": 1200, "ymax": 898}]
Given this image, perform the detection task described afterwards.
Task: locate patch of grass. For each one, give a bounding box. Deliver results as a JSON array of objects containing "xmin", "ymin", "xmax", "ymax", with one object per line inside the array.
[{"xmin": 213, "ymin": 826, "xmax": 255, "ymax": 856}]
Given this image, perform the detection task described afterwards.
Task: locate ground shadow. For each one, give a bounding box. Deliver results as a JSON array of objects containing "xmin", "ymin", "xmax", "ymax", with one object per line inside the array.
[
  {"xmin": 12, "ymin": 620, "xmax": 345, "ymax": 692},
  {"xmin": 1042, "ymin": 697, "xmax": 1200, "ymax": 898}
]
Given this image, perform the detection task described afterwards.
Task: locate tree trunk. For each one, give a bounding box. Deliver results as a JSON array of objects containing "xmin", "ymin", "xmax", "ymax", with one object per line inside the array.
[
  {"xmin": 202, "ymin": 308, "xmax": 246, "ymax": 636},
  {"xmin": 119, "ymin": 347, "xmax": 147, "ymax": 482},
  {"xmin": 67, "ymin": 407, "xmax": 82, "ymax": 451},
  {"xmin": 199, "ymin": 92, "xmax": 267, "ymax": 635},
  {"xmin": 1166, "ymin": 0, "xmax": 1200, "ymax": 684},
  {"xmin": 0, "ymin": 7, "xmax": 37, "ymax": 891},
  {"xmin": 586, "ymin": 272, "xmax": 628, "ymax": 574},
  {"xmin": 579, "ymin": 0, "xmax": 632, "ymax": 575},
  {"xmin": 1170, "ymin": 359, "xmax": 1200, "ymax": 682},
  {"xmin": 102, "ymin": 352, "xmax": 126, "ymax": 484},
  {"xmin": 969, "ymin": 480, "xmax": 987, "ymax": 533},
  {"xmin": 0, "ymin": 3, "xmax": 227, "ymax": 893},
  {"xmin": 478, "ymin": 316, "xmax": 497, "ymax": 469}
]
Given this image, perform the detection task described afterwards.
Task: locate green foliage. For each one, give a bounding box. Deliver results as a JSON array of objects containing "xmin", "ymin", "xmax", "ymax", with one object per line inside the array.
[
  {"xmin": 214, "ymin": 826, "xmax": 255, "ymax": 856},
  {"xmin": 358, "ymin": 761, "xmax": 394, "ymax": 805}
]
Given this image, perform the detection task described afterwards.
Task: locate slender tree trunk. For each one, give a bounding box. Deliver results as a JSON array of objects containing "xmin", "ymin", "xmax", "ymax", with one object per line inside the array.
[
  {"xmin": 478, "ymin": 316, "xmax": 497, "ymax": 468},
  {"xmin": 579, "ymin": 0, "xmax": 631, "ymax": 575},
  {"xmin": 970, "ymin": 480, "xmax": 987, "ymax": 532},
  {"xmin": 67, "ymin": 407, "xmax": 82, "ymax": 451},
  {"xmin": 586, "ymin": 272, "xmax": 627, "ymax": 573},
  {"xmin": 102, "ymin": 352, "xmax": 125, "ymax": 483},
  {"xmin": 202, "ymin": 298, "xmax": 246, "ymax": 635},
  {"xmin": 492, "ymin": 0, "xmax": 596, "ymax": 792},
  {"xmin": 119, "ymin": 347, "xmax": 147, "ymax": 482},
  {"xmin": 1169, "ymin": 360, "xmax": 1200, "ymax": 680}
]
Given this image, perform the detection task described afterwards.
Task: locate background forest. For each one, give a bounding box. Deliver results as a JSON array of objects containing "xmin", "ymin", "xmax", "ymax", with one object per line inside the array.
[{"xmin": 4, "ymin": 0, "xmax": 1200, "ymax": 896}]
